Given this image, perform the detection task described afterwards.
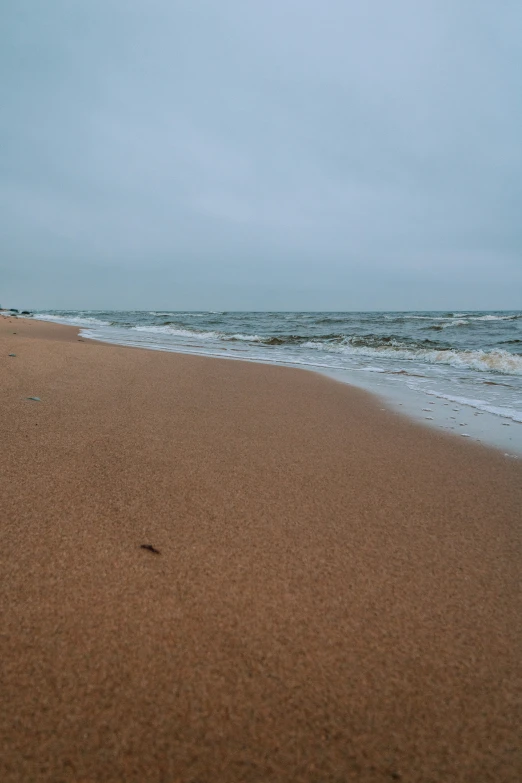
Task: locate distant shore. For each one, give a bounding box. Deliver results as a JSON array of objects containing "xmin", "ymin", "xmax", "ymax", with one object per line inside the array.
[{"xmin": 1, "ymin": 316, "xmax": 521, "ymax": 782}]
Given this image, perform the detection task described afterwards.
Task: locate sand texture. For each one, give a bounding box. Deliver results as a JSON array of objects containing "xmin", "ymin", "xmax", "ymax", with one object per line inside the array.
[{"xmin": 1, "ymin": 317, "xmax": 521, "ymax": 782}]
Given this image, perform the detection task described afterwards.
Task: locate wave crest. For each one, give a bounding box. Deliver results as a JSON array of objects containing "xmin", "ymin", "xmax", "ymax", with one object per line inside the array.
[{"xmin": 303, "ymin": 339, "xmax": 522, "ymax": 375}]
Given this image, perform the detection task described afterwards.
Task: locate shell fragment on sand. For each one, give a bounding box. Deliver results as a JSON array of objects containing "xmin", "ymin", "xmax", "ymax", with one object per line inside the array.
[
  {"xmin": 26, "ymin": 397, "xmax": 41, "ymax": 402},
  {"xmin": 140, "ymin": 544, "xmax": 161, "ymax": 555}
]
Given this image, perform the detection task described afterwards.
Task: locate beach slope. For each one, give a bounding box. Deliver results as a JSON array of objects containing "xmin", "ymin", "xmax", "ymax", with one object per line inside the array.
[{"xmin": 1, "ymin": 317, "xmax": 521, "ymax": 782}]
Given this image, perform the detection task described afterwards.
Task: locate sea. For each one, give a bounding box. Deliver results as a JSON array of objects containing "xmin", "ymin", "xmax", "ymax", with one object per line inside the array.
[{"xmin": 27, "ymin": 309, "xmax": 522, "ymax": 456}]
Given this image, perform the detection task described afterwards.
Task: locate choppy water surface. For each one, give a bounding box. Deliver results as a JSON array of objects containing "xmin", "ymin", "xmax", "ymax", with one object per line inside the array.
[{"xmin": 29, "ymin": 310, "xmax": 522, "ymax": 454}]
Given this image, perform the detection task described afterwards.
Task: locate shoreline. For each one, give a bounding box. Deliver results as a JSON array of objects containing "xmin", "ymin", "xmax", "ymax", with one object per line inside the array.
[
  {"xmin": 1, "ymin": 316, "xmax": 521, "ymax": 782},
  {"xmin": 15, "ymin": 314, "xmax": 522, "ymax": 457}
]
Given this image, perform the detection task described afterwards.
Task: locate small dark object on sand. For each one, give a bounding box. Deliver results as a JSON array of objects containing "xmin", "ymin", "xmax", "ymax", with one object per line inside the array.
[
  {"xmin": 26, "ymin": 397, "xmax": 41, "ymax": 402},
  {"xmin": 140, "ymin": 544, "xmax": 161, "ymax": 555},
  {"xmin": 8, "ymin": 353, "xmax": 16, "ymax": 357}
]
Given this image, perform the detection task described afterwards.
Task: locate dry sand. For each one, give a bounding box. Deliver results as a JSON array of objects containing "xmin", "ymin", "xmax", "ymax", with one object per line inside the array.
[{"xmin": 1, "ymin": 316, "xmax": 521, "ymax": 782}]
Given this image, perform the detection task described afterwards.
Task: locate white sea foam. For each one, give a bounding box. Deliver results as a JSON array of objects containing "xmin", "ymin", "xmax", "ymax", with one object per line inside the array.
[
  {"xmin": 391, "ymin": 313, "xmax": 519, "ymax": 323},
  {"xmin": 303, "ymin": 341, "xmax": 522, "ymax": 376},
  {"xmin": 470, "ymin": 314, "xmax": 519, "ymax": 321},
  {"xmin": 424, "ymin": 391, "xmax": 522, "ymax": 423},
  {"xmin": 132, "ymin": 325, "xmax": 219, "ymax": 339},
  {"xmin": 439, "ymin": 314, "xmax": 520, "ymax": 324},
  {"xmin": 32, "ymin": 314, "xmax": 112, "ymax": 327},
  {"xmin": 131, "ymin": 324, "xmax": 266, "ymax": 343},
  {"xmin": 229, "ymin": 333, "xmax": 264, "ymax": 341},
  {"xmin": 440, "ymin": 319, "xmax": 469, "ymax": 327}
]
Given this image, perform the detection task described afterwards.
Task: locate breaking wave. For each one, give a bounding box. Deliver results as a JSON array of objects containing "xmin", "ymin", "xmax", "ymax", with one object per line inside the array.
[
  {"xmin": 30, "ymin": 314, "xmax": 112, "ymax": 327},
  {"xmin": 131, "ymin": 324, "xmax": 267, "ymax": 342},
  {"xmin": 384, "ymin": 313, "xmax": 521, "ymax": 325},
  {"xmin": 125, "ymin": 324, "xmax": 522, "ymax": 375},
  {"xmin": 303, "ymin": 340, "xmax": 522, "ymax": 376}
]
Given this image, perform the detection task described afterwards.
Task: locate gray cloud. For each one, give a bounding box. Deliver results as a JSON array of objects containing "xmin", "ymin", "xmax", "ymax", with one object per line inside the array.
[{"xmin": 1, "ymin": 0, "xmax": 521, "ymax": 310}]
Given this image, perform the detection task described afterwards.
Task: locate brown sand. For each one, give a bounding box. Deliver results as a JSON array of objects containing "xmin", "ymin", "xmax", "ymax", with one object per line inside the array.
[{"xmin": 1, "ymin": 316, "xmax": 521, "ymax": 783}]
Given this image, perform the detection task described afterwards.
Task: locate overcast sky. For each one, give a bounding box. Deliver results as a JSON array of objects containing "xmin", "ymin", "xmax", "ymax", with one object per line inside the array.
[{"xmin": 1, "ymin": 0, "xmax": 521, "ymax": 310}]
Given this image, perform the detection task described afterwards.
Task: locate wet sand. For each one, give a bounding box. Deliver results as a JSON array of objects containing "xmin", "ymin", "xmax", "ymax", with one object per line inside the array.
[{"xmin": 1, "ymin": 316, "xmax": 521, "ymax": 782}]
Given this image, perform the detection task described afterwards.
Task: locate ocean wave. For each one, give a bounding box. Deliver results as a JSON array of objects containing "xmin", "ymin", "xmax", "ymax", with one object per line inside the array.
[
  {"xmin": 131, "ymin": 324, "xmax": 270, "ymax": 343},
  {"xmin": 227, "ymin": 333, "xmax": 265, "ymax": 342},
  {"xmin": 422, "ymin": 318, "xmax": 478, "ymax": 329},
  {"xmin": 397, "ymin": 314, "xmax": 445, "ymax": 320},
  {"xmin": 303, "ymin": 340, "xmax": 522, "ymax": 375},
  {"xmin": 260, "ymin": 333, "xmax": 345, "ymax": 345},
  {"xmin": 33, "ymin": 314, "xmax": 112, "ymax": 327},
  {"xmin": 470, "ymin": 314, "xmax": 521, "ymax": 321},
  {"xmin": 306, "ymin": 334, "xmax": 447, "ymax": 351},
  {"xmin": 441, "ymin": 319, "xmax": 469, "ymax": 327},
  {"xmin": 237, "ymin": 332, "xmax": 447, "ymax": 349},
  {"xmin": 313, "ymin": 317, "xmax": 349, "ymax": 324},
  {"xmin": 132, "ymin": 324, "xmax": 219, "ymax": 339},
  {"xmin": 385, "ymin": 312, "xmax": 521, "ymax": 323},
  {"xmin": 439, "ymin": 314, "xmax": 521, "ymax": 325},
  {"xmin": 119, "ymin": 325, "xmax": 522, "ymax": 375},
  {"xmin": 132, "ymin": 324, "xmax": 353, "ymax": 345}
]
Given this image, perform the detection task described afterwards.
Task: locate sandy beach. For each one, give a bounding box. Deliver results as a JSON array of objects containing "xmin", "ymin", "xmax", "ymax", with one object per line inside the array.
[{"xmin": 1, "ymin": 316, "xmax": 521, "ymax": 782}]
